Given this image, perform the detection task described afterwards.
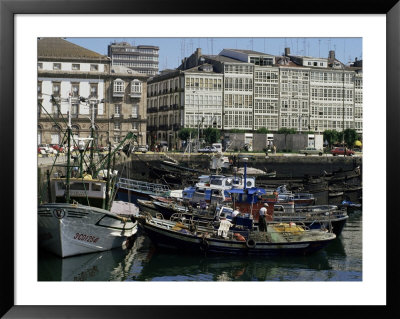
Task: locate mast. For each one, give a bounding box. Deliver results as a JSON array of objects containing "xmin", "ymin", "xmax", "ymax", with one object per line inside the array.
[
  {"xmin": 89, "ymin": 102, "xmax": 95, "ymax": 174},
  {"xmin": 65, "ymin": 95, "xmax": 72, "ymax": 203},
  {"xmin": 104, "ymin": 142, "xmax": 112, "ymax": 210}
]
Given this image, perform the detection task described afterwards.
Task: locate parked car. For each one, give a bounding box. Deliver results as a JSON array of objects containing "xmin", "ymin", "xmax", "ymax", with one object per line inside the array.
[
  {"xmin": 137, "ymin": 145, "xmax": 148, "ymax": 153},
  {"xmin": 197, "ymin": 146, "xmax": 218, "ymax": 153},
  {"xmin": 212, "ymin": 143, "xmax": 223, "ymax": 153},
  {"xmin": 330, "ymin": 147, "xmax": 355, "ymax": 156},
  {"xmin": 298, "ymin": 147, "xmax": 323, "ymax": 156},
  {"xmin": 50, "ymin": 144, "xmax": 64, "ymax": 152},
  {"xmin": 38, "ymin": 144, "xmax": 52, "ymax": 153}
]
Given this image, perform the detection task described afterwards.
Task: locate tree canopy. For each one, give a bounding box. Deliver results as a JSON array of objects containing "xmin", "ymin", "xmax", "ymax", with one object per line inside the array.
[
  {"xmin": 203, "ymin": 128, "xmax": 221, "ymax": 144},
  {"xmin": 178, "ymin": 128, "xmax": 197, "ymax": 141}
]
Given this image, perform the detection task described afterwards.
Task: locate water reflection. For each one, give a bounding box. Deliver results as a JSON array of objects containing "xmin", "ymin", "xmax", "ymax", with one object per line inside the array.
[
  {"xmin": 134, "ymin": 248, "xmax": 333, "ymax": 281},
  {"xmin": 38, "ymin": 234, "xmax": 147, "ymax": 281}
]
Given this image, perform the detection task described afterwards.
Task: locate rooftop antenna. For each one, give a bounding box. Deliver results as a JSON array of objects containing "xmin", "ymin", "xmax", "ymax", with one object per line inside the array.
[{"xmin": 318, "ymin": 39, "xmax": 321, "ymax": 57}]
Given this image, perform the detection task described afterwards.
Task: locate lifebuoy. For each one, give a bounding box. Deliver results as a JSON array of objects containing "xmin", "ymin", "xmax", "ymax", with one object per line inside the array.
[{"xmin": 246, "ymin": 239, "xmax": 256, "ymax": 249}]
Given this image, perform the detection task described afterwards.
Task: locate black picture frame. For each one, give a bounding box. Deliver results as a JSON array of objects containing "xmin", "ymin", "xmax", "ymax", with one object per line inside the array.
[{"xmin": 1, "ymin": 0, "xmax": 398, "ymax": 317}]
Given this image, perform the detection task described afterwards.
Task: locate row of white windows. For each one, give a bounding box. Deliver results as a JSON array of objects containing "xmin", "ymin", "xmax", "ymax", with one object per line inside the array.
[
  {"xmin": 184, "ymin": 114, "xmax": 222, "ymax": 127},
  {"xmin": 148, "ymin": 96, "xmax": 179, "ymax": 107},
  {"xmin": 113, "ymin": 80, "xmax": 142, "ymax": 94},
  {"xmin": 309, "ymin": 120, "xmax": 354, "ymax": 131},
  {"xmin": 185, "ymin": 95, "xmax": 222, "ymax": 105},
  {"xmin": 280, "ymin": 70, "xmax": 309, "ymax": 77},
  {"xmin": 38, "ymin": 63, "xmax": 99, "ymax": 72},
  {"xmin": 113, "ymin": 62, "xmax": 157, "ymax": 68},
  {"xmin": 185, "ymin": 77, "xmax": 222, "ymax": 90},
  {"xmin": 254, "ymin": 117, "xmax": 279, "ymax": 130},
  {"xmin": 120, "ymin": 48, "xmax": 158, "ymax": 54},
  {"xmin": 149, "ymin": 79, "xmax": 180, "ymax": 93},
  {"xmin": 254, "ymin": 70, "xmax": 279, "ymax": 80},
  {"xmin": 310, "ymin": 72, "xmax": 354, "ymax": 83},
  {"xmin": 311, "ymin": 88, "xmax": 353, "ymax": 98},
  {"xmin": 310, "ymin": 106, "xmax": 354, "ymax": 116},
  {"xmin": 48, "ymin": 82, "xmax": 98, "ymax": 97},
  {"xmin": 281, "ymin": 83, "xmax": 309, "ymax": 92},
  {"xmin": 224, "ymin": 65, "xmax": 253, "ymax": 74},
  {"xmin": 224, "ymin": 94, "xmax": 253, "ymax": 108},
  {"xmin": 113, "ymin": 54, "xmax": 159, "ymax": 61},
  {"xmin": 224, "ymin": 78, "xmax": 253, "ymax": 91}
]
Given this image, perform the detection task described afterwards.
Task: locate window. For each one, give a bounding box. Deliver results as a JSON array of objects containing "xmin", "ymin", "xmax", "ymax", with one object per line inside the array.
[
  {"xmin": 132, "ymin": 122, "xmax": 138, "ymax": 131},
  {"xmin": 37, "ymin": 81, "xmax": 42, "ymax": 96},
  {"xmin": 72, "ymin": 64, "xmax": 80, "ymax": 70},
  {"xmin": 71, "ymin": 103, "xmax": 79, "ymax": 117},
  {"xmin": 132, "ymin": 104, "xmax": 138, "ymax": 118},
  {"xmin": 113, "ymin": 79, "xmax": 124, "ymax": 96},
  {"xmin": 114, "ymin": 122, "xmax": 120, "ymax": 130},
  {"xmin": 53, "ymin": 63, "xmax": 61, "ymax": 70},
  {"xmin": 71, "ymin": 83, "xmax": 79, "ymax": 97},
  {"xmin": 38, "ymin": 63, "xmax": 43, "ymax": 70},
  {"xmin": 114, "ymin": 104, "xmax": 121, "ymax": 116},
  {"xmin": 90, "ymin": 64, "xmax": 99, "ymax": 71},
  {"xmin": 131, "ymin": 79, "xmax": 142, "ymax": 95},
  {"xmin": 90, "ymin": 84, "xmax": 98, "ymax": 98},
  {"xmin": 52, "ymin": 82, "xmax": 60, "ymax": 96}
]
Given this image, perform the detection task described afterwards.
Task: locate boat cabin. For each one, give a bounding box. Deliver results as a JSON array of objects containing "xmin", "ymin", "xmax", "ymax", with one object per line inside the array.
[{"xmin": 51, "ymin": 178, "xmax": 108, "ymax": 208}]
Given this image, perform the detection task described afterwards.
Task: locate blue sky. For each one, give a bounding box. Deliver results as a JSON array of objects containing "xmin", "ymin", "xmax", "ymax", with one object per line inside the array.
[{"xmin": 67, "ymin": 37, "xmax": 362, "ymax": 71}]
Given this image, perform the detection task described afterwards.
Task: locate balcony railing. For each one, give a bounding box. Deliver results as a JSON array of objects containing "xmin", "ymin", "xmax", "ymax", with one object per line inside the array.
[
  {"xmin": 159, "ymin": 105, "xmax": 169, "ymax": 111},
  {"xmin": 147, "ymin": 107, "xmax": 158, "ymax": 113}
]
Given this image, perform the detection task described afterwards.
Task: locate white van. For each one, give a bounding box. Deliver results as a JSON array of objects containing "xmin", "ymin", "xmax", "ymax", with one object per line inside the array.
[{"xmin": 212, "ymin": 143, "xmax": 223, "ymax": 153}]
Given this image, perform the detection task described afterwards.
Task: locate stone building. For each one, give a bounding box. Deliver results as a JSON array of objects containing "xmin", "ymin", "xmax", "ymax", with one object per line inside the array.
[
  {"xmin": 108, "ymin": 65, "xmax": 148, "ymax": 146},
  {"xmin": 147, "ymin": 69, "xmax": 184, "ymax": 149},
  {"xmin": 146, "ymin": 57, "xmax": 223, "ymax": 149},
  {"xmin": 38, "ymin": 38, "xmax": 148, "ymax": 148}
]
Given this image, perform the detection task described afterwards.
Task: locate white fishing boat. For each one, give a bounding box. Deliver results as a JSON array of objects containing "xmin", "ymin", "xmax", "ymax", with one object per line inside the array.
[
  {"xmin": 38, "ymin": 97, "xmax": 138, "ymax": 258},
  {"xmin": 38, "ymin": 201, "xmax": 138, "ymax": 258}
]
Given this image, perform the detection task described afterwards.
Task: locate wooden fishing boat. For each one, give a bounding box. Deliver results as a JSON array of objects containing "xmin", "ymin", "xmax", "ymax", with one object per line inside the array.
[{"xmin": 137, "ymin": 215, "xmax": 336, "ymax": 256}]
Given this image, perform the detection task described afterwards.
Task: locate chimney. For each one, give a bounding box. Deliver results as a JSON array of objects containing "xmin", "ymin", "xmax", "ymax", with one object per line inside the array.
[
  {"xmin": 329, "ymin": 50, "xmax": 335, "ymax": 60},
  {"xmin": 284, "ymin": 47, "xmax": 291, "ymax": 56},
  {"xmin": 196, "ymin": 48, "xmax": 202, "ymax": 57}
]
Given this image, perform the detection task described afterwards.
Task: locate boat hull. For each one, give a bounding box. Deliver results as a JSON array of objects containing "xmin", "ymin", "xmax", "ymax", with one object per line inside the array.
[
  {"xmin": 139, "ymin": 219, "xmax": 336, "ymax": 256},
  {"xmin": 38, "ymin": 203, "xmax": 138, "ymax": 258}
]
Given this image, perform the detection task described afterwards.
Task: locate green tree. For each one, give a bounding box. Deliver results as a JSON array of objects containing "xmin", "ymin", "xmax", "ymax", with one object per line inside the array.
[
  {"xmin": 336, "ymin": 131, "xmax": 344, "ymax": 145},
  {"xmin": 203, "ymin": 128, "xmax": 221, "ymax": 144},
  {"xmin": 343, "ymin": 129, "xmax": 359, "ymax": 148},
  {"xmin": 323, "ymin": 130, "xmax": 338, "ymax": 148},
  {"xmin": 256, "ymin": 127, "xmax": 269, "ymax": 134},
  {"xmin": 228, "ymin": 129, "xmax": 247, "ymax": 133},
  {"xmin": 277, "ymin": 128, "xmax": 297, "ymax": 135},
  {"xmin": 178, "ymin": 128, "xmax": 197, "ymax": 141}
]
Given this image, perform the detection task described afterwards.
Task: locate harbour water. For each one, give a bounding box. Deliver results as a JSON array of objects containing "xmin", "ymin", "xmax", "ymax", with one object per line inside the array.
[{"xmin": 38, "ymin": 210, "xmax": 362, "ymax": 282}]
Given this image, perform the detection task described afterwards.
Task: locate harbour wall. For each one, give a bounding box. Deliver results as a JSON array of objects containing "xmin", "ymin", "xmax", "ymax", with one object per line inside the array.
[{"xmin": 117, "ymin": 154, "xmax": 362, "ymax": 180}]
